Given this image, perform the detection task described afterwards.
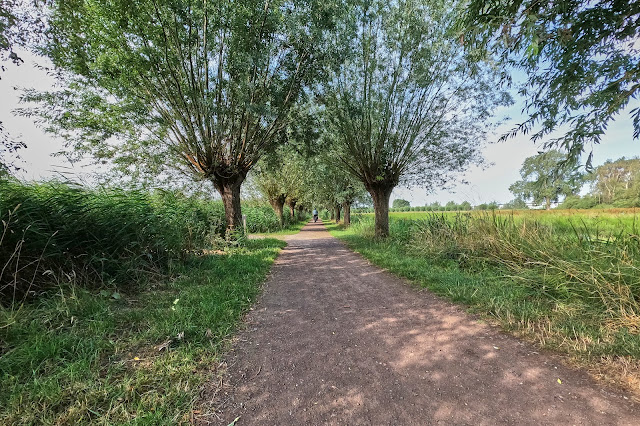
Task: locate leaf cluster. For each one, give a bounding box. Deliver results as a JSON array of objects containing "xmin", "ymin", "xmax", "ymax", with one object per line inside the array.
[{"xmin": 465, "ymin": 1, "xmax": 640, "ymax": 166}]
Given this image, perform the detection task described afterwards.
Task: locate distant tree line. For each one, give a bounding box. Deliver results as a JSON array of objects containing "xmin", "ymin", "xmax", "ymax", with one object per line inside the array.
[{"xmin": 507, "ymin": 152, "xmax": 640, "ymax": 210}]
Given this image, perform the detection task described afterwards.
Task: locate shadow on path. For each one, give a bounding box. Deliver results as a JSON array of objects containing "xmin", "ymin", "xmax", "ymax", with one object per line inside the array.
[{"xmin": 200, "ymin": 221, "xmax": 638, "ymax": 425}]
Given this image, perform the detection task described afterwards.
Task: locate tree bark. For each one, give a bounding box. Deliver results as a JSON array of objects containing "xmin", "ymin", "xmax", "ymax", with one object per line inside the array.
[
  {"xmin": 368, "ymin": 183, "xmax": 394, "ymax": 238},
  {"xmin": 270, "ymin": 194, "xmax": 286, "ymax": 226},
  {"xmin": 213, "ymin": 173, "xmax": 245, "ymax": 232},
  {"xmin": 545, "ymin": 197, "xmax": 551, "ymax": 210},
  {"xmin": 330, "ymin": 209, "xmax": 335, "ymax": 220},
  {"xmin": 287, "ymin": 200, "xmax": 297, "ymax": 220},
  {"xmin": 342, "ymin": 201, "xmax": 351, "ymax": 226},
  {"xmin": 335, "ymin": 204, "xmax": 341, "ymax": 223}
]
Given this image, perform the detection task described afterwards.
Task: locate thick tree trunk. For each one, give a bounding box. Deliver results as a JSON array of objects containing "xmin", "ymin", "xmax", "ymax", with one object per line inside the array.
[
  {"xmin": 288, "ymin": 200, "xmax": 297, "ymax": 219},
  {"xmin": 270, "ymin": 194, "xmax": 286, "ymax": 226},
  {"xmin": 368, "ymin": 184, "xmax": 394, "ymax": 238},
  {"xmin": 213, "ymin": 173, "xmax": 245, "ymax": 232},
  {"xmin": 545, "ymin": 197, "xmax": 551, "ymax": 210},
  {"xmin": 335, "ymin": 204, "xmax": 341, "ymax": 223},
  {"xmin": 342, "ymin": 202, "xmax": 351, "ymax": 226}
]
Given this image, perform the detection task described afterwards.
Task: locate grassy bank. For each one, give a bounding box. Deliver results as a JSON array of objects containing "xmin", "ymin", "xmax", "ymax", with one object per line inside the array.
[
  {"xmin": 328, "ymin": 213, "xmax": 640, "ymax": 396},
  {"xmin": 1, "ymin": 239, "xmax": 285, "ymax": 424},
  {"xmin": 0, "ymin": 180, "xmax": 298, "ymax": 424},
  {"xmin": 0, "ymin": 180, "xmax": 301, "ymax": 303}
]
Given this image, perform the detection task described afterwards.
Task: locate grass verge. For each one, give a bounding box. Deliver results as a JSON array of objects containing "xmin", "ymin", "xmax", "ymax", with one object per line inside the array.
[
  {"xmin": 250, "ymin": 219, "xmax": 309, "ymax": 238},
  {"xmin": 0, "ymin": 238, "xmax": 286, "ymax": 425},
  {"xmin": 327, "ymin": 219, "xmax": 640, "ymax": 399}
]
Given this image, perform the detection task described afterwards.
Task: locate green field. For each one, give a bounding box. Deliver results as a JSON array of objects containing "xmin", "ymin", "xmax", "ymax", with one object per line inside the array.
[{"xmin": 363, "ymin": 209, "xmax": 640, "ymax": 238}]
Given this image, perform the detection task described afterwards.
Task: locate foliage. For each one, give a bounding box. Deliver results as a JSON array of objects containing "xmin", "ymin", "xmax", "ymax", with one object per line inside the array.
[
  {"xmin": 559, "ymin": 195, "xmax": 600, "ymax": 210},
  {"xmin": 0, "ymin": 0, "xmax": 45, "ymax": 63},
  {"xmin": 464, "ymin": 1, "xmax": 640, "ymax": 166},
  {"xmin": 474, "ymin": 201, "xmax": 499, "ymax": 210},
  {"xmin": 310, "ymin": 153, "xmax": 367, "ymax": 213},
  {"xmin": 509, "ymin": 150, "xmax": 583, "ymax": 209},
  {"xmin": 323, "ymin": 0, "xmax": 510, "ymax": 236},
  {"xmin": 0, "ymin": 238, "xmax": 285, "ymax": 424},
  {"xmin": 0, "ymin": 0, "xmax": 47, "ymax": 172},
  {"xmin": 0, "ymin": 180, "xmax": 292, "ymax": 303},
  {"xmin": 392, "ymin": 199, "xmax": 410, "ymax": 209},
  {"xmin": 502, "ymin": 197, "xmax": 528, "ymax": 210},
  {"xmin": 590, "ymin": 157, "xmax": 640, "ymax": 206},
  {"xmin": 25, "ymin": 0, "xmax": 340, "ymax": 227}
]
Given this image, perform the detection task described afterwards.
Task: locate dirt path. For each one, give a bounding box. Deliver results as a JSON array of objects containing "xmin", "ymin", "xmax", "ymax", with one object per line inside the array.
[{"xmin": 199, "ymin": 221, "xmax": 638, "ymax": 425}]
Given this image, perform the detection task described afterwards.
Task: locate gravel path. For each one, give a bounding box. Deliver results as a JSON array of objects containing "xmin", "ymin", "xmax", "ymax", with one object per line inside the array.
[{"xmin": 199, "ymin": 221, "xmax": 638, "ymax": 425}]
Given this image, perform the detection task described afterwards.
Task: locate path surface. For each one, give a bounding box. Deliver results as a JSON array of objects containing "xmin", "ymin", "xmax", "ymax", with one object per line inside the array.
[{"xmin": 200, "ymin": 221, "xmax": 638, "ymax": 425}]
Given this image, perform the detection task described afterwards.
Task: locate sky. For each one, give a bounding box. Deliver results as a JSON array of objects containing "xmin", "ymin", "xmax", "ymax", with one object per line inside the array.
[{"xmin": 2, "ymin": 51, "xmax": 640, "ymax": 206}]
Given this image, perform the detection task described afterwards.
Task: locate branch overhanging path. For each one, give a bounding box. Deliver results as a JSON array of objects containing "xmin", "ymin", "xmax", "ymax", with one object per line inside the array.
[{"xmin": 199, "ymin": 221, "xmax": 638, "ymax": 425}]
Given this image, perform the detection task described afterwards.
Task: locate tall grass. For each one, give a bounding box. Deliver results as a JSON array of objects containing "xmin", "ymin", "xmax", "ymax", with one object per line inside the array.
[
  {"xmin": 333, "ymin": 213, "xmax": 640, "ymax": 395},
  {"xmin": 407, "ymin": 213, "xmax": 640, "ymax": 331},
  {"xmin": 0, "ymin": 180, "xmax": 297, "ymax": 304},
  {"xmin": 0, "ymin": 179, "xmax": 294, "ymax": 423},
  {"xmin": 349, "ymin": 212, "xmax": 640, "ymax": 331}
]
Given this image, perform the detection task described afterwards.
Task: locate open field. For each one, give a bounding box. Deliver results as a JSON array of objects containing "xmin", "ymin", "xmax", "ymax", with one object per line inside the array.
[
  {"xmin": 329, "ymin": 210, "xmax": 640, "ymax": 397},
  {"xmin": 358, "ymin": 209, "xmax": 640, "ymax": 237}
]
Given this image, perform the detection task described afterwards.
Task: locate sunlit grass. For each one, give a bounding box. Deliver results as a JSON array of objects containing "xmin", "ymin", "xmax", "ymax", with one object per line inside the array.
[
  {"xmin": 328, "ymin": 213, "xmax": 640, "ymax": 396},
  {"xmin": 0, "ymin": 238, "xmax": 286, "ymax": 424},
  {"xmin": 0, "ymin": 180, "xmax": 298, "ymax": 424}
]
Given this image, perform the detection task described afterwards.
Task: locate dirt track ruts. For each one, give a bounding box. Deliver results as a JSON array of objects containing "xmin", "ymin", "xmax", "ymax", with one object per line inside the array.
[{"xmin": 198, "ymin": 221, "xmax": 638, "ymax": 425}]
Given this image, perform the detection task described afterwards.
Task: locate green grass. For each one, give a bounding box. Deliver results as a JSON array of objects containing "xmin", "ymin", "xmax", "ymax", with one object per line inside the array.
[
  {"xmin": 0, "ymin": 180, "xmax": 302, "ymax": 424},
  {"xmin": 250, "ymin": 219, "xmax": 309, "ymax": 238},
  {"xmin": 362, "ymin": 209, "xmax": 640, "ymax": 236},
  {"xmin": 0, "ymin": 238, "xmax": 286, "ymax": 425},
  {"xmin": 0, "ymin": 180, "xmax": 301, "ymax": 303},
  {"xmin": 327, "ymin": 213, "xmax": 640, "ymax": 394}
]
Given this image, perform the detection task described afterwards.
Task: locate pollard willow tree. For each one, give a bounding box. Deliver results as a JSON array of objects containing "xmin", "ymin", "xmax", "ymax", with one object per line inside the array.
[
  {"xmin": 254, "ymin": 146, "xmax": 312, "ymax": 225},
  {"xmin": 35, "ymin": 0, "xmax": 338, "ymax": 229},
  {"xmin": 324, "ymin": 0, "xmax": 510, "ymax": 237}
]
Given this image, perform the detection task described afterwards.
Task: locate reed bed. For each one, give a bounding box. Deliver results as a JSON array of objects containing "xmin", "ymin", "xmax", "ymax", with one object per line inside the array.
[
  {"xmin": 346, "ymin": 211, "xmax": 640, "ymax": 347},
  {"xmin": 0, "ymin": 180, "xmax": 295, "ymax": 305}
]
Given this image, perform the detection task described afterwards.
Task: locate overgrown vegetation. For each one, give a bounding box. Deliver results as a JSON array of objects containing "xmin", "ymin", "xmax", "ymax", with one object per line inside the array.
[
  {"xmin": 0, "ymin": 180, "xmax": 300, "ymax": 303},
  {"xmin": 0, "ymin": 180, "xmax": 302, "ymax": 423},
  {"xmin": 1, "ymin": 238, "xmax": 285, "ymax": 424},
  {"xmin": 329, "ymin": 212, "xmax": 640, "ymax": 394}
]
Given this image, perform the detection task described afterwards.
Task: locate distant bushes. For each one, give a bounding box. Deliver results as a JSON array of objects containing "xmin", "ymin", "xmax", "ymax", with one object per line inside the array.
[{"xmin": 0, "ymin": 181, "xmax": 292, "ymax": 304}]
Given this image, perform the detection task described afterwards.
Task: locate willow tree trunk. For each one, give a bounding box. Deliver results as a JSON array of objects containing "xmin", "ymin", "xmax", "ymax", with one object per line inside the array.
[
  {"xmin": 545, "ymin": 197, "xmax": 551, "ymax": 210},
  {"xmin": 270, "ymin": 194, "xmax": 286, "ymax": 226},
  {"xmin": 213, "ymin": 174, "xmax": 245, "ymax": 231},
  {"xmin": 334, "ymin": 205, "xmax": 341, "ymax": 223},
  {"xmin": 288, "ymin": 201, "xmax": 297, "ymax": 220},
  {"xmin": 368, "ymin": 184, "xmax": 394, "ymax": 238},
  {"xmin": 342, "ymin": 202, "xmax": 351, "ymax": 226}
]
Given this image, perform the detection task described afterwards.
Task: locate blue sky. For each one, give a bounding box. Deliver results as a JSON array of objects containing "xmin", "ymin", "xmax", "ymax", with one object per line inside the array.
[{"xmin": 2, "ymin": 51, "xmax": 640, "ymax": 206}]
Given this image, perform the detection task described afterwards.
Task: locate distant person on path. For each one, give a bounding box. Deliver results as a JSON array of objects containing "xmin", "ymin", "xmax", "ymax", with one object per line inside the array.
[{"xmin": 312, "ymin": 209, "xmax": 318, "ymax": 223}]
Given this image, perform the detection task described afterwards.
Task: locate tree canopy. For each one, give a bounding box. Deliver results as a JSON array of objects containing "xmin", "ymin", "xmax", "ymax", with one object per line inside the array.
[
  {"xmin": 465, "ymin": 1, "xmax": 640, "ymax": 166},
  {"xmin": 324, "ymin": 0, "xmax": 510, "ymax": 236},
  {"xmin": 26, "ymin": 0, "xmax": 339, "ymax": 229},
  {"xmin": 509, "ymin": 150, "xmax": 583, "ymax": 210},
  {"xmin": 590, "ymin": 157, "xmax": 640, "ymax": 206},
  {"xmin": 392, "ymin": 199, "xmax": 410, "ymax": 209}
]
